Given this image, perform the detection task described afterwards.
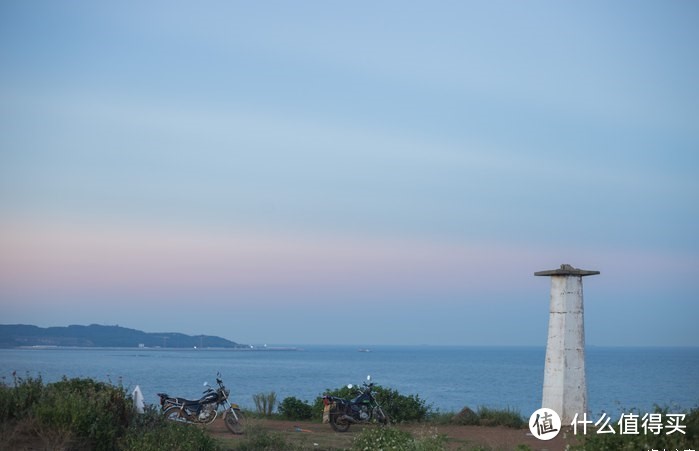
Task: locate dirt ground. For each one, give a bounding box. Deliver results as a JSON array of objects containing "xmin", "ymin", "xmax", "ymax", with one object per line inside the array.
[{"xmin": 206, "ymin": 417, "xmax": 576, "ymax": 451}]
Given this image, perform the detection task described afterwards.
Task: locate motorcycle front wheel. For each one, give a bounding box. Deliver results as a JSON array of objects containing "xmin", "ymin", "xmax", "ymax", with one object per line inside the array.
[
  {"xmin": 163, "ymin": 406, "xmax": 187, "ymax": 423},
  {"xmin": 329, "ymin": 413, "xmax": 351, "ymax": 432},
  {"xmin": 376, "ymin": 407, "xmax": 390, "ymax": 426},
  {"xmin": 224, "ymin": 408, "xmax": 245, "ymax": 434}
]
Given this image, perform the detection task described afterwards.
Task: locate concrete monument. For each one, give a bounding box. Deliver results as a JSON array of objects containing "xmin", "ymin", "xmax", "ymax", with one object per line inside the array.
[{"xmin": 535, "ymin": 264, "xmax": 599, "ymax": 424}]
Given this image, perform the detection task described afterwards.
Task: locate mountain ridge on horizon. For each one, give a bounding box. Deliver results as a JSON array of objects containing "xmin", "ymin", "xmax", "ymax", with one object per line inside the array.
[{"xmin": 0, "ymin": 324, "xmax": 245, "ymax": 349}]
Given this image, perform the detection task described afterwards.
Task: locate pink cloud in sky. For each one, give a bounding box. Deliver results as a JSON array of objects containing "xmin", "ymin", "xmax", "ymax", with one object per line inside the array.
[
  {"xmin": 0, "ymin": 220, "xmax": 549, "ymax": 306},
  {"xmin": 2, "ymin": 219, "xmax": 697, "ymax": 346},
  {"xmin": 1, "ymin": 220, "xmax": 694, "ymax": 314}
]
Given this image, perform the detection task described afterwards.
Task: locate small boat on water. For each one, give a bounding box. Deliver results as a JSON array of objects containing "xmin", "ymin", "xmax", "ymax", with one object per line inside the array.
[{"xmin": 358, "ymin": 348, "xmax": 371, "ymax": 353}]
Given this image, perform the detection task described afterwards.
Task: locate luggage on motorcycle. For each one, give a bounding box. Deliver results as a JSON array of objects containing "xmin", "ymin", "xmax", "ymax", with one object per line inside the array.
[
  {"xmin": 323, "ymin": 403, "xmax": 331, "ymax": 423},
  {"xmin": 322, "ymin": 397, "xmax": 336, "ymax": 424}
]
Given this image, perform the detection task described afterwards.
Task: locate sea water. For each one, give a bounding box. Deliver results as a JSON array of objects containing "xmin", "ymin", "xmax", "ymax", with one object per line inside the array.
[{"xmin": 1, "ymin": 346, "xmax": 697, "ymax": 419}]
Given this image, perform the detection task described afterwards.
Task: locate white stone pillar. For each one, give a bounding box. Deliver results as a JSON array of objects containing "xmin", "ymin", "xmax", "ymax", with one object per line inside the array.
[{"xmin": 535, "ymin": 264, "xmax": 599, "ymax": 424}]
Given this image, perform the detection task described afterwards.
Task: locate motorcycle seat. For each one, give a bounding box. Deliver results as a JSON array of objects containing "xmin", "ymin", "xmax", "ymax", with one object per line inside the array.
[{"xmin": 168, "ymin": 396, "xmax": 202, "ymax": 407}]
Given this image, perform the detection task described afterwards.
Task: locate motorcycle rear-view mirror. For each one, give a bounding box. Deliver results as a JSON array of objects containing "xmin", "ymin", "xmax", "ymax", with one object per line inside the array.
[
  {"xmin": 347, "ymin": 384, "xmax": 353, "ymax": 389},
  {"xmin": 203, "ymin": 382, "xmax": 209, "ymax": 387},
  {"xmin": 367, "ymin": 375, "xmax": 371, "ymax": 382}
]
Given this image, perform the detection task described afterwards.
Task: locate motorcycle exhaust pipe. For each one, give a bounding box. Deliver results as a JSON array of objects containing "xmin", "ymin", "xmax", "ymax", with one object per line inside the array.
[{"xmin": 340, "ymin": 415, "xmax": 358, "ymax": 423}]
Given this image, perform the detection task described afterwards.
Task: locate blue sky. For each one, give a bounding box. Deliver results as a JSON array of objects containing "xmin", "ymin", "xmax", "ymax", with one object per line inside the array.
[{"xmin": 1, "ymin": 1, "xmax": 697, "ymax": 346}]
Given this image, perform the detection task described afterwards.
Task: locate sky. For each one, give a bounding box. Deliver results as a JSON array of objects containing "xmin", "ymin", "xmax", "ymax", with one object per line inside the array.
[{"xmin": 0, "ymin": 1, "xmax": 697, "ymax": 346}]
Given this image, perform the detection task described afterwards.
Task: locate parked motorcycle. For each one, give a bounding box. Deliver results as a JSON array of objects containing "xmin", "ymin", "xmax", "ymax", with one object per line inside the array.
[
  {"xmin": 322, "ymin": 375, "xmax": 389, "ymax": 432},
  {"xmin": 157, "ymin": 373, "xmax": 244, "ymax": 434}
]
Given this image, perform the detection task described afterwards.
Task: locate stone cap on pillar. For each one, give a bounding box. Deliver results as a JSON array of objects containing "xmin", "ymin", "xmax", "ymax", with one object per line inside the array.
[{"xmin": 534, "ymin": 264, "xmax": 600, "ymax": 277}]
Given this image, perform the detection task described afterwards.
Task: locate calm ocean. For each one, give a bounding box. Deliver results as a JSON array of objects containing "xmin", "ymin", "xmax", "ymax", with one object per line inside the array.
[{"xmin": 1, "ymin": 346, "xmax": 697, "ymax": 419}]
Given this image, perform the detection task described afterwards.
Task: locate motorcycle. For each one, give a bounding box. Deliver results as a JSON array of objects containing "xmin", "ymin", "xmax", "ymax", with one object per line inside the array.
[
  {"xmin": 157, "ymin": 373, "xmax": 244, "ymax": 434},
  {"xmin": 322, "ymin": 375, "xmax": 389, "ymax": 432}
]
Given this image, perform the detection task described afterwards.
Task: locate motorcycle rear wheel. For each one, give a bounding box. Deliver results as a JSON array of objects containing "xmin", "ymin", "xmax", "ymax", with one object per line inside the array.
[
  {"xmin": 163, "ymin": 406, "xmax": 187, "ymax": 423},
  {"xmin": 225, "ymin": 408, "xmax": 245, "ymax": 435},
  {"xmin": 329, "ymin": 414, "xmax": 351, "ymax": 432}
]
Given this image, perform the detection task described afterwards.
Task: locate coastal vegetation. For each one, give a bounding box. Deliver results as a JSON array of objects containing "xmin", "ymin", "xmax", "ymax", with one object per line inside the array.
[
  {"xmin": 310, "ymin": 384, "xmax": 431, "ymax": 423},
  {"xmin": 350, "ymin": 426, "xmax": 447, "ymax": 451},
  {"xmin": 0, "ymin": 374, "xmax": 217, "ymax": 451},
  {"xmin": 2, "ymin": 374, "xmax": 697, "ymax": 450},
  {"xmin": 278, "ymin": 396, "xmax": 314, "ymax": 420}
]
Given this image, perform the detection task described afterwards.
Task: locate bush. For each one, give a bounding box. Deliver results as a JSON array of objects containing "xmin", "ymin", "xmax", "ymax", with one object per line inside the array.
[
  {"xmin": 32, "ymin": 377, "xmax": 133, "ymax": 450},
  {"xmin": 352, "ymin": 427, "xmax": 414, "ymax": 450},
  {"xmin": 0, "ymin": 376, "xmax": 221, "ymax": 451},
  {"xmin": 121, "ymin": 406, "xmax": 220, "ymax": 451},
  {"xmin": 351, "ymin": 426, "xmax": 446, "ymax": 451},
  {"xmin": 278, "ymin": 396, "xmax": 313, "ymax": 420},
  {"xmin": 313, "ymin": 384, "xmax": 432, "ymax": 423},
  {"xmin": 379, "ymin": 386, "xmax": 432, "ymax": 423}
]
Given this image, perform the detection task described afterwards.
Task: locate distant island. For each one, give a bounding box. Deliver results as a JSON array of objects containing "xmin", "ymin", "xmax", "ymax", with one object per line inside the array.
[{"xmin": 0, "ymin": 324, "xmax": 246, "ymax": 349}]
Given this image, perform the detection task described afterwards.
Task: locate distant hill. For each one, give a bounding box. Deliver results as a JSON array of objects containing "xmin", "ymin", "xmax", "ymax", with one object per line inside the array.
[{"xmin": 0, "ymin": 324, "xmax": 245, "ymax": 349}]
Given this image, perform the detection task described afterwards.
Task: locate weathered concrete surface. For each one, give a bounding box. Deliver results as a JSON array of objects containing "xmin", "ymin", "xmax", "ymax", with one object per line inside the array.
[
  {"xmin": 536, "ymin": 264, "xmax": 599, "ymax": 424},
  {"xmin": 535, "ymin": 264, "xmax": 600, "ymax": 277}
]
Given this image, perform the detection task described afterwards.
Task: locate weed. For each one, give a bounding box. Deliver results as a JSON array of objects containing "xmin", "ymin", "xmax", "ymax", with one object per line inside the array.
[
  {"xmin": 351, "ymin": 426, "xmax": 447, "ymax": 451},
  {"xmin": 252, "ymin": 391, "xmax": 278, "ymax": 417},
  {"xmin": 232, "ymin": 422, "xmax": 304, "ymax": 451}
]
